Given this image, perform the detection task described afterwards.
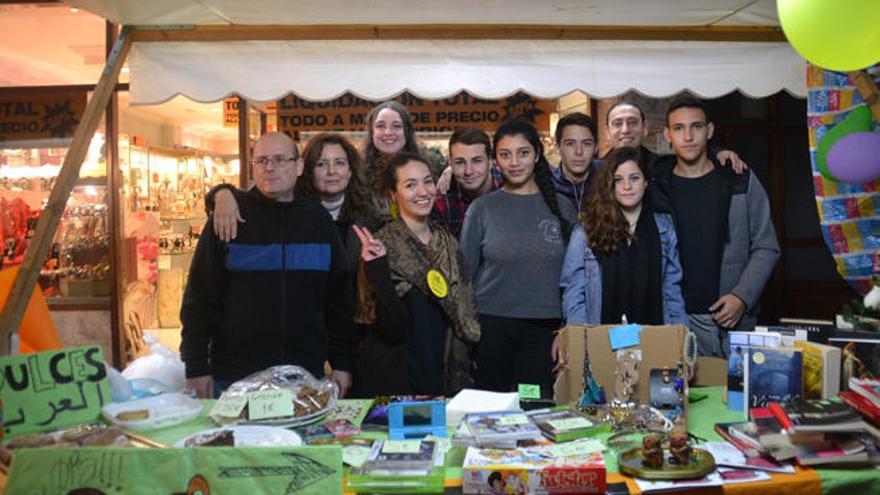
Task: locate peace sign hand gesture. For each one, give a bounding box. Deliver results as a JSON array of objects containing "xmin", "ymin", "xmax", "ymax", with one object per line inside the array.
[{"xmin": 353, "ymin": 224, "xmax": 387, "ymax": 262}]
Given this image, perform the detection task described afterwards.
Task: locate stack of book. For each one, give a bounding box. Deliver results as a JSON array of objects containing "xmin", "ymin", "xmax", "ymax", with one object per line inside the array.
[
  {"xmin": 840, "ymin": 377, "xmax": 880, "ymax": 425},
  {"xmin": 767, "ymin": 399, "xmax": 880, "ymax": 466}
]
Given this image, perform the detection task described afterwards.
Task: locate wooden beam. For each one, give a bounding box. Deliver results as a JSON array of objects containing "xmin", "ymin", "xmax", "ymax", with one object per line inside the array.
[
  {"xmin": 130, "ymin": 24, "xmax": 786, "ymax": 43},
  {"xmin": 0, "ymin": 27, "xmax": 132, "ymax": 354}
]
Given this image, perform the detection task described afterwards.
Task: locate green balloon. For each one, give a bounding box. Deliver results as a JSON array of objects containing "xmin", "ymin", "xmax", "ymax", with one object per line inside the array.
[
  {"xmin": 778, "ymin": 0, "xmax": 880, "ymax": 71},
  {"xmin": 817, "ymin": 106, "xmax": 872, "ymax": 180}
]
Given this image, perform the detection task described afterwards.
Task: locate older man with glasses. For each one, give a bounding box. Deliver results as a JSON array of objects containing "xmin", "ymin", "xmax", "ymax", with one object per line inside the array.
[{"xmin": 180, "ymin": 132, "xmax": 358, "ymax": 398}]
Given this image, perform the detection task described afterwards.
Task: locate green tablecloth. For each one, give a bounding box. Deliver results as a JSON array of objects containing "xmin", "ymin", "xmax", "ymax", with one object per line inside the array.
[{"xmin": 137, "ymin": 387, "xmax": 878, "ymax": 495}]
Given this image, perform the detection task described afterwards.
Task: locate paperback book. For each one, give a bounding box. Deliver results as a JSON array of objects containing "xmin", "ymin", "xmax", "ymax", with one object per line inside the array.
[
  {"xmin": 728, "ymin": 331, "xmax": 782, "ymax": 413},
  {"xmin": 745, "ymin": 346, "xmax": 803, "ymax": 413},
  {"xmin": 795, "ymin": 341, "xmax": 841, "ymax": 400},
  {"xmin": 827, "ymin": 330, "xmax": 880, "ymax": 391}
]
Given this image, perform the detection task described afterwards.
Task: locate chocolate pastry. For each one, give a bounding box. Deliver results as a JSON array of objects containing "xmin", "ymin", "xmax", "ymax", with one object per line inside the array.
[{"xmin": 185, "ymin": 430, "xmax": 235, "ymax": 447}]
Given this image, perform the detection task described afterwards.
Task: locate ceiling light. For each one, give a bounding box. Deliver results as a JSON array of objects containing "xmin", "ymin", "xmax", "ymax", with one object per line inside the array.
[{"xmin": 70, "ymin": 7, "xmax": 80, "ymax": 13}]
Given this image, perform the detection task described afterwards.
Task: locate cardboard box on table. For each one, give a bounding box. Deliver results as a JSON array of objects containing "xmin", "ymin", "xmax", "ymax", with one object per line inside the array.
[{"xmin": 554, "ymin": 324, "xmax": 690, "ymax": 432}]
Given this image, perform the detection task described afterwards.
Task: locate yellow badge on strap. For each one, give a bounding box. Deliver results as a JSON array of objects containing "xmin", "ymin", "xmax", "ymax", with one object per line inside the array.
[{"xmin": 427, "ymin": 269, "xmax": 448, "ymax": 298}]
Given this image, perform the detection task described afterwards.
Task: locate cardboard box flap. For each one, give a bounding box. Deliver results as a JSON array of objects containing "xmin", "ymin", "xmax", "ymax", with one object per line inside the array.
[{"xmin": 555, "ymin": 324, "xmax": 688, "ymax": 407}]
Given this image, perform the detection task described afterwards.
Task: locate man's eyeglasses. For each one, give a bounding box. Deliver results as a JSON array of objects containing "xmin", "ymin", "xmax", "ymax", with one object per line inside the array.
[{"xmin": 250, "ymin": 155, "xmax": 297, "ymax": 168}]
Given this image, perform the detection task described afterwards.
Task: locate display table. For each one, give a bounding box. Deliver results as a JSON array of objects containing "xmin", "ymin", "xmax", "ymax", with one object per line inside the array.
[
  {"xmin": 129, "ymin": 387, "xmax": 880, "ymax": 495},
  {"xmin": 1, "ymin": 387, "xmax": 876, "ymax": 494}
]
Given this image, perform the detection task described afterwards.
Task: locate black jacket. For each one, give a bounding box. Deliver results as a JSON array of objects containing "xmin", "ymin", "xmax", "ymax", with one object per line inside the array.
[{"xmin": 180, "ymin": 188, "xmax": 358, "ymax": 382}]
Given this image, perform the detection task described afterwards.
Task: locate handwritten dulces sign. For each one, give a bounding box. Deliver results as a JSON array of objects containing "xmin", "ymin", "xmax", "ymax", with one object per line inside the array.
[
  {"xmin": 5, "ymin": 446, "xmax": 343, "ymax": 495},
  {"xmin": 0, "ymin": 346, "xmax": 110, "ymax": 437},
  {"xmin": 277, "ymin": 91, "xmax": 553, "ymax": 133}
]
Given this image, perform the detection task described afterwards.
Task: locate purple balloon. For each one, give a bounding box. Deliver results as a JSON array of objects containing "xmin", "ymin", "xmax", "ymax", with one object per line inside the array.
[{"xmin": 827, "ymin": 132, "xmax": 880, "ymax": 184}]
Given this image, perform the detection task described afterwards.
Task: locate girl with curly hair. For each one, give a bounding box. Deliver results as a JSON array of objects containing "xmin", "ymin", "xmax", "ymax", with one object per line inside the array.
[{"xmin": 560, "ymin": 146, "xmax": 687, "ymax": 327}]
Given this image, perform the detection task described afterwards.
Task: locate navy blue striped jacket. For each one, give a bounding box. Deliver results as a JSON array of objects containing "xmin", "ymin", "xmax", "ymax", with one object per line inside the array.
[{"xmin": 180, "ymin": 188, "xmax": 357, "ymax": 382}]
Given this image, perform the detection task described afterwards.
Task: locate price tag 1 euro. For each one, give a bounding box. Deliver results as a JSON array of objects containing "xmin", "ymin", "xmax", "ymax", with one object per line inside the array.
[
  {"xmin": 210, "ymin": 393, "xmax": 248, "ymax": 418},
  {"xmin": 247, "ymin": 389, "xmax": 294, "ymax": 420}
]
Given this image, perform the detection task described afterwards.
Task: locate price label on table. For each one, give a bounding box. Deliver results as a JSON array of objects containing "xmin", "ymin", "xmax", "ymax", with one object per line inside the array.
[
  {"xmin": 547, "ymin": 438, "xmax": 604, "ymax": 458},
  {"xmin": 518, "ymin": 383, "xmax": 541, "ymax": 399},
  {"xmin": 210, "ymin": 393, "xmax": 248, "ymax": 418},
  {"xmin": 247, "ymin": 389, "xmax": 293, "ymax": 420},
  {"xmin": 547, "ymin": 417, "xmax": 593, "ymax": 431},
  {"xmin": 382, "ymin": 440, "xmax": 422, "ymax": 454},
  {"xmin": 497, "ymin": 414, "xmax": 529, "ymax": 426}
]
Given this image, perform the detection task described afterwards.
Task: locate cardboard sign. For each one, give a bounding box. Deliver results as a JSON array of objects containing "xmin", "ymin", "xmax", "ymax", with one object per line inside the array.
[
  {"xmin": 224, "ymin": 97, "xmax": 239, "ymax": 127},
  {"xmin": 0, "ymin": 91, "xmax": 87, "ymax": 142},
  {"xmin": 5, "ymin": 446, "xmax": 342, "ymax": 495},
  {"xmin": 277, "ymin": 91, "xmax": 553, "ymax": 133},
  {"xmin": 0, "ymin": 345, "xmax": 110, "ymax": 437}
]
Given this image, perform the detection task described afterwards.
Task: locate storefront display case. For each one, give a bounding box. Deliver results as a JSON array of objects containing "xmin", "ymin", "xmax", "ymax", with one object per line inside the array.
[
  {"xmin": 0, "ymin": 133, "xmax": 110, "ymax": 302},
  {"xmin": 117, "ymin": 135, "xmax": 239, "ymax": 330}
]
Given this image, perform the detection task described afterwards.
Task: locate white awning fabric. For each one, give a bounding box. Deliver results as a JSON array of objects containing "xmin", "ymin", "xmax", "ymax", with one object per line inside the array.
[
  {"xmin": 73, "ymin": 0, "xmax": 807, "ymax": 104},
  {"xmin": 70, "ymin": 0, "xmax": 781, "ymax": 27},
  {"xmin": 129, "ymin": 40, "xmax": 805, "ymax": 104}
]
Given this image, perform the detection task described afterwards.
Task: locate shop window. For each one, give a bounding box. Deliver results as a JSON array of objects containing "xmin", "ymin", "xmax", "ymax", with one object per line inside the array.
[{"xmin": 0, "ymin": 89, "xmax": 110, "ymax": 301}]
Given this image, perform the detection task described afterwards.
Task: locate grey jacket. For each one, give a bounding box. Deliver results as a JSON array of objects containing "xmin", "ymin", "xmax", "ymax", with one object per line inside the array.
[{"xmin": 654, "ymin": 158, "xmax": 780, "ymax": 326}]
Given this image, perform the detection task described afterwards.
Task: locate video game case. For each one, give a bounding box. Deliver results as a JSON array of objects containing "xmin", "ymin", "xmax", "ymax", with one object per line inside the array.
[
  {"xmin": 360, "ymin": 439, "xmax": 439, "ymax": 476},
  {"xmin": 527, "ymin": 408, "xmax": 610, "ymax": 443},
  {"xmin": 464, "ymin": 411, "xmax": 543, "ymax": 446}
]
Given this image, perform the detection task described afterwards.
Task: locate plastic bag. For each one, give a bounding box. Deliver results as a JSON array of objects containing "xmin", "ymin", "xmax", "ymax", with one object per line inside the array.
[
  {"xmin": 121, "ymin": 332, "xmax": 185, "ymax": 395},
  {"xmin": 211, "ymin": 365, "xmax": 337, "ymax": 426}
]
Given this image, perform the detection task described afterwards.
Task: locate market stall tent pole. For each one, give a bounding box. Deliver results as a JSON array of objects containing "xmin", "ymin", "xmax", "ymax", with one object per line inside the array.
[{"xmin": 0, "ymin": 27, "xmax": 132, "ymax": 354}]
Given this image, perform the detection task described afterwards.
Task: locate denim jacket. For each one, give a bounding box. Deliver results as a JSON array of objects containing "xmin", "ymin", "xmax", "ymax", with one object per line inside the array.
[{"xmin": 560, "ymin": 213, "xmax": 689, "ymax": 327}]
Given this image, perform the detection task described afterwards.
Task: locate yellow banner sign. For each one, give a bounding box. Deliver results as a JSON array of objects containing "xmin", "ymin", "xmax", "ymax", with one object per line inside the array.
[
  {"xmin": 224, "ymin": 97, "xmax": 240, "ymax": 127},
  {"xmin": 278, "ymin": 92, "xmax": 553, "ymax": 133},
  {"xmin": 0, "ymin": 91, "xmax": 87, "ymax": 143}
]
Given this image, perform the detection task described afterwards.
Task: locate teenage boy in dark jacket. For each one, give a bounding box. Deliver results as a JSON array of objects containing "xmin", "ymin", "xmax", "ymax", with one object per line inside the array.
[
  {"xmin": 180, "ymin": 132, "xmax": 357, "ymax": 398},
  {"xmin": 652, "ymin": 97, "xmax": 780, "ymax": 358}
]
